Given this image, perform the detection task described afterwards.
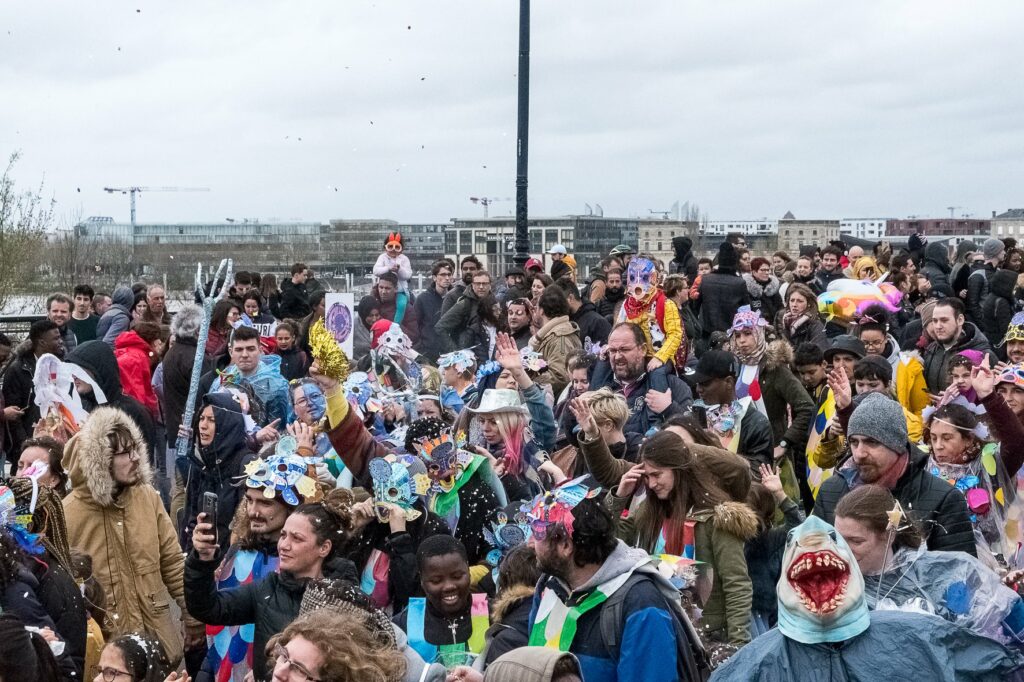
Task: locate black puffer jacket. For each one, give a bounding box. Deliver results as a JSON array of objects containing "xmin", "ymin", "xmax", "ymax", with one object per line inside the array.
[
  {"xmin": 813, "ymin": 447, "xmax": 976, "ymax": 555},
  {"xmin": 981, "ymin": 268, "xmax": 1017, "ymax": 346},
  {"xmin": 162, "ymin": 336, "xmax": 210, "ymax": 449},
  {"xmin": 185, "ymin": 552, "xmax": 357, "ymax": 681},
  {"xmin": 697, "ymin": 269, "xmax": 750, "ymax": 338},
  {"xmin": 278, "ymin": 279, "xmax": 311, "ymax": 320},
  {"xmin": 966, "ymin": 262, "xmax": 995, "ymax": 326},
  {"xmin": 65, "ymin": 341, "xmax": 157, "ymax": 458},
  {"xmin": 921, "ymin": 322, "xmax": 995, "ymax": 393},
  {"xmin": 179, "ymin": 392, "xmax": 254, "ymax": 553},
  {"xmin": 31, "ymin": 554, "xmax": 87, "ymax": 679},
  {"xmin": 919, "ymin": 242, "xmax": 952, "ymax": 289}
]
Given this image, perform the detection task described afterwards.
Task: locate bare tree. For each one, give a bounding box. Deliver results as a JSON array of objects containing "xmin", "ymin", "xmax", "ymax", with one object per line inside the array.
[{"xmin": 0, "ymin": 152, "xmax": 53, "ymax": 311}]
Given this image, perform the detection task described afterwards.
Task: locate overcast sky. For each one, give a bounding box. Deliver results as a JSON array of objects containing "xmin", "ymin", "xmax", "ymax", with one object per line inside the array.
[{"xmin": 2, "ymin": 1, "xmax": 1022, "ymax": 227}]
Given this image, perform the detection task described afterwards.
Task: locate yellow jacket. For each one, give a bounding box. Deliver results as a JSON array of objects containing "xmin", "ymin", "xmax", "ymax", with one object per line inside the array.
[{"xmin": 895, "ymin": 351, "xmax": 930, "ymax": 418}]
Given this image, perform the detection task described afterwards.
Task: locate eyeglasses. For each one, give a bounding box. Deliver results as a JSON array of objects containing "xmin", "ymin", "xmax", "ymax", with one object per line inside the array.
[
  {"xmin": 607, "ymin": 345, "xmax": 639, "ymax": 356},
  {"xmin": 98, "ymin": 668, "xmax": 132, "ymax": 681},
  {"xmin": 385, "ymin": 243, "xmax": 401, "ymax": 251},
  {"xmin": 530, "ymin": 519, "xmax": 553, "ymax": 540},
  {"xmin": 274, "ymin": 644, "xmax": 321, "ymax": 682}
]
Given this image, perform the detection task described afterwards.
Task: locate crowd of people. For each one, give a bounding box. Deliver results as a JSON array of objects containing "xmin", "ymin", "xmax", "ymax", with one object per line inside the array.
[{"xmin": 3, "ymin": 230, "xmax": 1024, "ymax": 680}]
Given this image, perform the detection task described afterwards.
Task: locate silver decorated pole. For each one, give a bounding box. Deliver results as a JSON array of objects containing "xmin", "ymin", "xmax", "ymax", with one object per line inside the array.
[{"xmin": 175, "ymin": 258, "xmax": 233, "ymax": 460}]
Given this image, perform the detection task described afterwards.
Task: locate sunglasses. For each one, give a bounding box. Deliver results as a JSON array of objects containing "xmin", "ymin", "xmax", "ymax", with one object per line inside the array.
[
  {"xmin": 385, "ymin": 244, "xmax": 402, "ymax": 251},
  {"xmin": 530, "ymin": 519, "xmax": 553, "ymax": 540}
]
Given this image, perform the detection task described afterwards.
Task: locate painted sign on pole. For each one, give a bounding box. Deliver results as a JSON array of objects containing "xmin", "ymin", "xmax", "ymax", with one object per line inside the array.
[{"xmin": 324, "ymin": 293, "xmax": 355, "ymax": 357}]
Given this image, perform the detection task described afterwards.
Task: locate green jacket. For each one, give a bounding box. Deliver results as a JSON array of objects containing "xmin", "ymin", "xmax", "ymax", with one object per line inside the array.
[{"xmin": 607, "ymin": 494, "xmax": 757, "ymax": 645}]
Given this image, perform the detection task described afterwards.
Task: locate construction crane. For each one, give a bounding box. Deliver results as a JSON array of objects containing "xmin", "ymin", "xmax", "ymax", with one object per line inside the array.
[
  {"xmin": 103, "ymin": 186, "xmax": 211, "ymax": 228},
  {"xmin": 469, "ymin": 196, "xmax": 510, "ymax": 218},
  {"xmin": 947, "ymin": 205, "xmax": 963, "ymax": 218}
]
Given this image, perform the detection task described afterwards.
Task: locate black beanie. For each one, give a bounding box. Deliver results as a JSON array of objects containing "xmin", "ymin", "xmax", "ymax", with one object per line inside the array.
[{"xmin": 718, "ymin": 241, "xmax": 738, "ymax": 269}]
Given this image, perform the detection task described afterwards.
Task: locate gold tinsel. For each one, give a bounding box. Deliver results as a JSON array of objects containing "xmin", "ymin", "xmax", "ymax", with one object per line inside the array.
[{"xmin": 309, "ymin": 318, "xmax": 351, "ymax": 382}]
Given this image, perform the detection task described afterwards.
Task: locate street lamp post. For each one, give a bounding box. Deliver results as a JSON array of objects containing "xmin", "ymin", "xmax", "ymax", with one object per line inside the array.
[{"xmin": 512, "ymin": 0, "xmax": 530, "ymax": 267}]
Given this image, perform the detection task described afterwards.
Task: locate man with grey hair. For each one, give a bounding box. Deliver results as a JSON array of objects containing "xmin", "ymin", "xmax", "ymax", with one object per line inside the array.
[
  {"xmin": 144, "ymin": 284, "xmax": 172, "ymax": 325},
  {"xmin": 160, "ymin": 304, "xmax": 209, "ymax": 507}
]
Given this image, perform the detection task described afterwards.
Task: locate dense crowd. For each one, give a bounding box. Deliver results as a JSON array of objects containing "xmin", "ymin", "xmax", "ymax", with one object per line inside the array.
[{"xmin": 3, "ymin": 231, "xmax": 1024, "ymax": 680}]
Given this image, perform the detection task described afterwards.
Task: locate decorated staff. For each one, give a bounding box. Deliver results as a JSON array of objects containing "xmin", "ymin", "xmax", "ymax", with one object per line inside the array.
[{"xmin": 175, "ymin": 258, "xmax": 233, "ymax": 460}]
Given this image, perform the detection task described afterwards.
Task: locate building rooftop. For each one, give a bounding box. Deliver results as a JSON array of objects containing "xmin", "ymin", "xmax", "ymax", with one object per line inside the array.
[{"xmin": 995, "ymin": 209, "xmax": 1024, "ymax": 220}]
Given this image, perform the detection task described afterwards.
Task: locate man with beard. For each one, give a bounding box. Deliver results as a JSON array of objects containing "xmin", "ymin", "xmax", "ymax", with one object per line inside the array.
[
  {"xmin": 597, "ymin": 267, "xmax": 626, "ymax": 324},
  {"xmin": 811, "ymin": 392, "xmax": 975, "ymax": 554},
  {"xmin": 198, "ymin": 450, "xmax": 311, "ymax": 682},
  {"xmin": 1, "ymin": 320, "xmax": 64, "ymax": 463},
  {"xmin": 586, "ymin": 323, "xmax": 692, "ymax": 436},
  {"xmin": 45, "ymin": 292, "xmax": 78, "ymax": 352},
  {"xmin": 526, "ymin": 485, "xmax": 704, "ymax": 682},
  {"xmin": 440, "ymin": 255, "xmax": 482, "ymax": 316},
  {"xmin": 921, "ymin": 297, "xmax": 996, "ymax": 393},
  {"xmin": 62, "ymin": 406, "xmax": 198, "ymax": 667},
  {"xmin": 362, "ymin": 272, "xmax": 419, "ymax": 343}
]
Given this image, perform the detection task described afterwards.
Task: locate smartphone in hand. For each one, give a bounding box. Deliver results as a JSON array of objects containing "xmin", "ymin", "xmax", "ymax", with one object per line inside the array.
[{"xmin": 202, "ymin": 492, "xmax": 219, "ymax": 545}]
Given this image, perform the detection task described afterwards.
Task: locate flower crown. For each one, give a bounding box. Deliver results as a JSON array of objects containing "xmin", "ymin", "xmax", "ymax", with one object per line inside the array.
[
  {"xmin": 524, "ymin": 476, "xmax": 601, "ymax": 536},
  {"xmin": 243, "ymin": 450, "xmax": 319, "ymax": 506}
]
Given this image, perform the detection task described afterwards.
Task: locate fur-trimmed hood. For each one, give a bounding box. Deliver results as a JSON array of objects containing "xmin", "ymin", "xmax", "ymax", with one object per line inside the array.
[
  {"xmin": 693, "ymin": 501, "xmax": 760, "ymax": 541},
  {"xmin": 762, "ymin": 338, "xmax": 793, "ymax": 373},
  {"xmin": 63, "ymin": 406, "xmax": 152, "ymax": 507},
  {"xmin": 491, "ymin": 583, "xmax": 536, "ymax": 624},
  {"xmin": 742, "ymin": 272, "xmax": 781, "ymax": 298}
]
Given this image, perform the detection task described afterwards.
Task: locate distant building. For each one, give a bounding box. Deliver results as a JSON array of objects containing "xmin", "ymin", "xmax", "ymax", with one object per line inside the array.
[
  {"xmin": 992, "ymin": 209, "xmax": 1024, "ymax": 240},
  {"xmin": 840, "ymin": 218, "xmax": 888, "ymax": 240},
  {"xmin": 320, "ymin": 220, "xmax": 445, "ymax": 277},
  {"xmin": 638, "ymin": 220, "xmax": 698, "ymax": 264},
  {"xmin": 777, "ymin": 213, "xmax": 841, "ymax": 255},
  {"xmin": 886, "ymin": 218, "xmax": 991, "ymax": 240},
  {"xmin": 445, "ymin": 216, "xmax": 637, "ymax": 278},
  {"xmin": 702, "ymin": 219, "xmax": 778, "ymax": 238}
]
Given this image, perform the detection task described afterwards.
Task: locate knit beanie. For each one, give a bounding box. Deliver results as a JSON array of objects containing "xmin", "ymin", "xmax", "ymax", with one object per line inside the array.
[
  {"xmin": 847, "ymin": 392, "xmax": 908, "ymax": 455},
  {"xmin": 718, "ymin": 241, "xmax": 738, "ymax": 269},
  {"xmin": 983, "ymin": 238, "xmax": 1005, "ymax": 261},
  {"xmin": 955, "ymin": 240, "xmax": 978, "ymax": 262}
]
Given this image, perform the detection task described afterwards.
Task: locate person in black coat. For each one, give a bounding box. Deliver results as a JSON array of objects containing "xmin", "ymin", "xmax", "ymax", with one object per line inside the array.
[
  {"xmin": 697, "ymin": 242, "xmax": 750, "ymax": 343},
  {"xmin": 65, "ymin": 340, "xmax": 158, "ymax": 459},
  {"xmin": 162, "ymin": 305, "xmax": 210, "ymax": 458},
  {"xmin": 482, "ymin": 544, "xmax": 540, "ymax": 666},
  {"xmin": 413, "ymin": 260, "xmax": 453, "ymax": 363},
  {"xmin": 179, "ymin": 392, "xmax": 255, "ymax": 553},
  {"xmin": 1, "ymin": 321, "xmax": 65, "ymax": 466},
  {"xmin": 812, "ymin": 392, "xmax": 975, "ymax": 555},
  {"xmin": 185, "ymin": 500, "xmax": 358, "ymax": 682},
  {"xmin": 278, "ymin": 264, "xmax": 312, "ymax": 320},
  {"xmin": 669, "ymin": 235, "xmax": 698, "ymax": 281},
  {"xmin": 559, "ymin": 279, "xmax": 612, "ymax": 347},
  {"xmin": 981, "ymin": 268, "xmax": 1018, "ymax": 348}
]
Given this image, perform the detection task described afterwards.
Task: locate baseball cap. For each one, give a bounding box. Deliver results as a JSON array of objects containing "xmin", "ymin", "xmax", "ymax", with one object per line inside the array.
[
  {"xmin": 692, "ymin": 350, "xmax": 738, "ymax": 384},
  {"xmin": 525, "ymin": 257, "xmax": 544, "ymax": 272},
  {"xmin": 548, "ymin": 244, "xmax": 568, "ymax": 255}
]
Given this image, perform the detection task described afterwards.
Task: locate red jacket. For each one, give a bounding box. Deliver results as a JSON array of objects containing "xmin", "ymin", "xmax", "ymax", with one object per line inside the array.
[{"xmin": 114, "ymin": 331, "xmax": 159, "ymax": 418}]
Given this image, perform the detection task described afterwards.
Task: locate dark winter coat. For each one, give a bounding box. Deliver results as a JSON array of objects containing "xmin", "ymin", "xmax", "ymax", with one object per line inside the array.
[
  {"xmin": 919, "ymin": 242, "xmax": 952, "ymax": 290},
  {"xmin": 31, "ymin": 553, "xmax": 88, "ymax": 679},
  {"xmin": 758, "ymin": 341, "xmax": 815, "ymax": 454},
  {"xmin": 743, "ymin": 274, "xmax": 784, "ymax": 324},
  {"xmin": 96, "ymin": 286, "xmax": 133, "ymax": 347},
  {"xmin": 434, "ymin": 286, "xmax": 488, "ymax": 358},
  {"xmin": 179, "ymin": 393, "xmax": 254, "ymax": 554},
  {"xmin": 966, "ymin": 262, "xmax": 996, "ymax": 325},
  {"xmin": 276, "ymin": 346, "xmax": 309, "ymax": 381},
  {"xmin": 0, "ymin": 351, "xmax": 38, "ymax": 458},
  {"xmin": 669, "ymin": 236, "xmax": 698, "ymax": 281},
  {"xmin": 185, "ymin": 552, "xmax": 357, "ymax": 681},
  {"xmin": 982, "ymin": 268, "xmax": 1017, "ymax": 347},
  {"xmin": 483, "ymin": 585, "xmax": 534, "ymax": 666},
  {"xmin": 921, "ymin": 322, "xmax": 996, "ymax": 394},
  {"xmin": 278, "ymin": 279, "xmax": 311, "ymax": 320},
  {"xmin": 65, "ymin": 341, "xmax": 158, "ymax": 459},
  {"xmin": 736, "ymin": 406, "xmax": 775, "ymax": 472},
  {"xmin": 413, "ymin": 286, "xmax": 448, "ymax": 362},
  {"xmin": 161, "ymin": 336, "xmax": 210, "ymax": 449},
  {"xmin": 571, "ymin": 300, "xmax": 612, "ymax": 347},
  {"xmin": 813, "ymin": 447, "xmax": 976, "ymax": 555},
  {"xmin": 812, "ymin": 268, "xmax": 844, "ymax": 294},
  {"xmin": 697, "ymin": 269, "xmax": 750, "ymax": 338},
  {"xmin": 598, "ymin": 286, "xmax": 626, "ymax": 325},
  {"xmin": 773, "ymin": 309, "xmax": 828, "ymax": 351}
]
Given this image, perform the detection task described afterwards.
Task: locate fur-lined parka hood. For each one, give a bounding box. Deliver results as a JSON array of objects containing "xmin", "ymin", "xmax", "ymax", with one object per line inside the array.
[
  {"xmin": 63, "ymin": 406, "xmax": 152, "ymax": 507},
  {"xmin": 762, "ymin": 338, "xmax": 794, "ymax": 373},
  {"xmin": 491, "ymin": 584, "xmax": 536, "ymax": 624},
  {"xmin": 742, "ymin": 272, "xmax": 781, "ymax": 298},
  {"xmin": 692, "ymin": 501, "xmax": 759, "ymax": 541}
]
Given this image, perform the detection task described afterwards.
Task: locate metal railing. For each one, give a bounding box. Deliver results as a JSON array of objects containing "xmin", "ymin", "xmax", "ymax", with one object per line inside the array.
[{"xmin": 0, "ymin": 315, "xmax": 45, "ymax": 341}]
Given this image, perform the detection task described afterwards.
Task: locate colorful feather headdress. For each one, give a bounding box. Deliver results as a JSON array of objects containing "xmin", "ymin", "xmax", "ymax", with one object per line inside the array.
[{"xmin": 524, "ymin": 476, "xmax": 601, "ymax": 537}]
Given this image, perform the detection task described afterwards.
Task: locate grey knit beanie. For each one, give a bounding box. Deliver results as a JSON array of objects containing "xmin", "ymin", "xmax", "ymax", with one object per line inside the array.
[
  {"xmin": 983, "ymin": 238, "xmax": 1005, "ymax": 261},
  {"xmin": 847, "ymin": 392, "xmax": 907, "ymax": 455}
]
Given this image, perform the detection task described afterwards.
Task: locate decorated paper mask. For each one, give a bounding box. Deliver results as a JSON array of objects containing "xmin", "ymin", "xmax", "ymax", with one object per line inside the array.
[
  {"xmin": 368, "ymin": 455, "xmax": 423, "ymax": 523},
  {"xmin": 626, "ymin": 257, "xmax": 658, "ymax": 302},
  {"xmin": 343, "ymin": 372, "xmax": 381, "ymax": 415},
  {"xmin": 243, "ymin": 450, "xmax": 319, "ymax": 506},
  {"xmin": 414, "ymin": 430, "xmax": 474, "ymax": 494},
  {"xmin": 377, "ymin": 323, "xmax": 414, "ymax": 358},
  {"xmin": 776, "ymin": 516, "xmax": 868, "ymax": 644},
  {"xmin": 0, "ymin": 485, "xmax": 43, "ymax": 556},
  {"xmin": 483, "ymin": 507, "xmax": 532, "ymax": 568},
  {"xmin": 438, "ymin": 349, "xmax": 476, "ymax": 375},
  {"xmin": 524, "ymin": 475, "xmax": 601, "ymax": 538}
]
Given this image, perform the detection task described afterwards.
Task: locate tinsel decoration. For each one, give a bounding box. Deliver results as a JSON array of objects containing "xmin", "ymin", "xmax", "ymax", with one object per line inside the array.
[{"xmin": 310, "ymin": 318, "xmax": 351, "ymax": 382}]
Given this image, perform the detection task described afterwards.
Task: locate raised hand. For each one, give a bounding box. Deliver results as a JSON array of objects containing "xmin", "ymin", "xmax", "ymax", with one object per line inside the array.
[
  {"xmin": 758, "ymin": 463, "xmax": 786, "ymax": 501},
  {"xmin": 568, "ymin": 397, "xmax": 599, "ymax": 439},
  {"xmin": 971, "ymin": 355, "xmax": 996, "ymax": 400},
  {"xmin": 495, "ymin": 332, "xmax": 523, "ymax": 371},
  {"xmin": 827, "ymin": 365, "xmax": 852, "ymax": 410},
  {"xmin": 287, "ymin": 420, "xmax": 315, "ymax": 450},
  {"xmin": 616, "ymin": 463, "xmax": 645, "ymax": 499}
]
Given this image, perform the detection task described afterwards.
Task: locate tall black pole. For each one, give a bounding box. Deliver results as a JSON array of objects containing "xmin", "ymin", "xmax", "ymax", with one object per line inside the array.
[{"xmin": 512, "ymin": 0, "xmax": 530, "ymax": 267}]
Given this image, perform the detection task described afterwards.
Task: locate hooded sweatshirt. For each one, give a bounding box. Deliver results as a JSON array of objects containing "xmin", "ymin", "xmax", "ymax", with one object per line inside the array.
[
  {"xmin": 670, "ymin": 236, "xmax": 698, "ymax": 281},
  {"xmin": 66, "ymin": 340, "xmax": 157, "ymax": 457},
  {"xmin": 920, "ymin": 242, "xmax": 952, "ymax": 289},
  {"xmin": 96, "ymin": 286, "xmax": 134, "ymax": 347},
  {"xmin": 179, "ymin": 392, "xmax": 253, "ymax": 553},
  {"xmin": 485, "ymin": 647, "xmax": 582, "ymax": 682}
]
